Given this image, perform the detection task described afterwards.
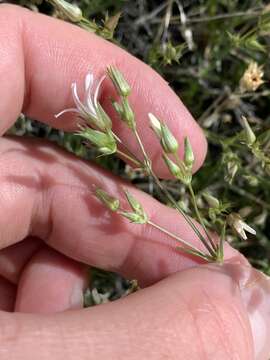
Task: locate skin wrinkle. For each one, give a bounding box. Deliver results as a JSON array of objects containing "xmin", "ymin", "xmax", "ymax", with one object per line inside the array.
[
  {"xmin": 44, "ymin": 184, "xmax": 130, "ymax": 270},
  {"xmin": 36, "ymin": 184, "xmax": 55, "ymax": 242},
  {"xmin": 201, "ymin": 289, "xmax": 236, "ymax": 359},
  {"xmin": 229, "ymin": 304, "xmax": 254, "ymax": 360},
  {"xmin": 184, "ymin": 298, "xmax": 208, "ymax": 360},
  {"xmin": 46, "ymin": 186, "xmax": 84, "ymax": 257},
  {"xmin": 201, "ymin": 288, "xmax": 251, "ymax": 359}
]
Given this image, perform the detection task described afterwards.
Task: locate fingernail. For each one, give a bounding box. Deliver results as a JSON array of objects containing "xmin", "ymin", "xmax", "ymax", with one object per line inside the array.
[
  {"xmin": 223, "ymin": 261, "xmax": 270, "ymax": 359},
  {"xmin": 69, "ymin": 283, "xmax": 84, "ymax": 309}
]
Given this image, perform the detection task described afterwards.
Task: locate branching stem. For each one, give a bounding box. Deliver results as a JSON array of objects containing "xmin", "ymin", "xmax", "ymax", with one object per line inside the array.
[{"xmin": 133, "ymin": 128, "xmax": 216, "ymax": 258}]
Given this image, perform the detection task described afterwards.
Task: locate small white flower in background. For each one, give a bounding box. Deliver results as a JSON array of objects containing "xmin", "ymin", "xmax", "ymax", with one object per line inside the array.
[
  {"xmin": 239, "ymin": 62, "xmax": 264, "ymax": 93},
  {"xmin": 51, "ymin": 0, "xmax": 83, "ymax": 22},
  {"xmin": 55, "ymin": 72, "xmax": 108, "ymax": 130},
  {"xmin": 227, "ymin": 213, "xmax": 256, "ymax": 240}
]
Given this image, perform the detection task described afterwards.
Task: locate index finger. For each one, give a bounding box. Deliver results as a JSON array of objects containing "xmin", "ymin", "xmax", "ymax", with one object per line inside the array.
[{"xmin": 0, "ymin": 4, "xmax": 207, "ymax": 177}]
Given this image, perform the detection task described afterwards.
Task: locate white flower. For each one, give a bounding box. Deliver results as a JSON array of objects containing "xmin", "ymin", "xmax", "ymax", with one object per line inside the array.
[
  {"xmin": 239, "ymin": 62, "xmax": 264, "ymax": 93},
  {"xmin": 228, "ymin": 213, "xmax": 256, "ymax": 240},
  {"xmin": 55, "ymin": 72, "xmax": 107, "ymax": 130}
]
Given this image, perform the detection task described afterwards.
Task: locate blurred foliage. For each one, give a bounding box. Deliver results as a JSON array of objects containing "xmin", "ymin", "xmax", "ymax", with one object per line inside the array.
[{"xmin": 7, "ymin": 0, "xmax": 270, "ymax": 293}]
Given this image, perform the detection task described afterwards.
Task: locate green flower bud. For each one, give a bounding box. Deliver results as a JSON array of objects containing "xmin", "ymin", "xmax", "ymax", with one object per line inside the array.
[
  {"xmin": 112, "ymin": 99, "xmax": 135, "ymax": 130},
  {"xmin": 121, "ymin": 98, "xmax": 136, "ymax": 130},
  {"xmin": 119, "ymin": 211, "xmax": 148, "ymax": 224},
  {"xmin": 184, "ymin": 137, "xmax": 194, "ymax": 167},
  {"xmin": 124, "ymin": 190, "xmax": 144, "ymax": 214},
  {"xmin": 226, "ymin": 161, "xmax": 238, "ymax": 183},
  {"xmin": 107, "ymin": 66, "xmax": 131, "ymax": 97},
  {"xmin": 243, "ymin": 175, "xmax": 259, "ymax": 187},
  {"xmin": 160, "ymin": 123, "xmax": 179, "ymax": 154},
  {"xmin": 149, "ymin": 113, "xmax": 162, "ymax": 138},
  {"xmin": 163, "ymin": 154, "xmax": 181, "ymax": 178},
  {"xmin": 163, "ymin": 154, "xmax": 192, "ymax": 185},
  {"xmin": 96, "ymin": 103, "xmax": 112, "ymax": 131},
  {"xmin": 52, "ymin": 0, "xmax": 82, "ymax": 22},
  {"xmin": 241, "ymin": 116, "xmax": 256, "ymax": 145},
  {"xmin": 78, "ymin": 127, "xmax": 116, "ymax": 155},
  {"xmin": 112, "ymin": 100, "xmax": 123, "ymax": 117},
  {"xmin": 95, "ymin": 189, "xmax": 120, "ymax": 211},
  {"xmin": 203, "ymin": 192, "xmax": 220, "ymax": 209}
]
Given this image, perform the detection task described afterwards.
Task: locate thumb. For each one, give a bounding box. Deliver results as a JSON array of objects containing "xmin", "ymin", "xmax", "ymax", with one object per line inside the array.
[{"xmin": 0, "ymin": 264, "xmax": 257, "ymax": 360}]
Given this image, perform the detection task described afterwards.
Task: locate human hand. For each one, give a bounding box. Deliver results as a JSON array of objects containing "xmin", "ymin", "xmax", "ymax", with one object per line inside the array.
[{"xmin": 0, "ymin": 5, "xmax": 269, "ymax": 359}]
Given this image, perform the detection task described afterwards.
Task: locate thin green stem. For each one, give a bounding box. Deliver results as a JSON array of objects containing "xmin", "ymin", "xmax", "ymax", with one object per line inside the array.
[
  {"xmin": 116, "ymin": 149, "xmax": 141, "ymax": 167},
  {"xmin": 133, "ymin": 128, "xmax": 215, "ymax": 257},
  {"xmin": 216, "ymin": 222, "xmax": 226, "ymax": 263},
  {"xmin": 188, "ymin": 184, "xmax": 217, "ymax": 253},
  {"xmin": 147, "ymin": 220, "xmax": 208, "ymax": 258},
  {"xmin": 134, "ymin": 129, "xmax": 151, "ymax": 168},
  {"xmin": 114, "ymin": 132, "xmax": 144, "ymax": 168}
]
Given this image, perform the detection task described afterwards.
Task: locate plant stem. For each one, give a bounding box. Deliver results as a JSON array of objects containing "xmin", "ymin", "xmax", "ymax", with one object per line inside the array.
[
  {"xmin": 216, "ymin": 222, "xmax": 226, "ymax": 263},
  {"xmin": 188, "ymin": 184, "xmax": 218, "ymax": 252},
  {"xmin": 133, "ymin": 128, "xmax": 215, "ymax": 257},
  {"xmin": 134, "ymin": 129, "xmax": 151, "ymax": 168},
  {"xmin": 147, "ymin": 220, "xmax": 207, "ymax": 258},
  {"xmin": 116, "ymin": 149, "xmax": 141, "ymax": 167}
]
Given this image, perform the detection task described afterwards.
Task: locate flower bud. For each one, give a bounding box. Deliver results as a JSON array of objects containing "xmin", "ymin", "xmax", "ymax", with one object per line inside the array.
[
  {"xmin": 163, "ymin": 154, "xmax": 181, "ymax": 178},
  {"xmin": 160, "ymin": 123, "xmax": 179, "ymax": 154},
  {"xmin": 52, "ymin": 0, "xmax": 82, "ymax": 22},
  {"xmin": 112, "ymin": 101, "xmax": 123, "ymax": 117},
  {"xmin": 243, "ymin": 175, "xmax": 259, "ymax": 187},
  {"xmin": 121, "ymin": 98, "xmax": 136, "ymax": 130},
  {"xmin": 107, "ymin": 66, "xmax": 131, "ymax": 97},
  {"xmin": 96, "ymin": 103, "xmax": 112, "ymax": 130},
  {"xmin": 78, "ymin": 127, "xmax": 117, "ymax": 155},
  {"xmin": 148, "ymin": 113, "xmax": 162, "ymax": 138},
  {"xmin": 119, "ymin": 211, "xmax": 148, "ymax": 224},
  {"xmin": 95, "ymin": 189, "xmax": 120, "ymax": 211},
  {"xmin": 241, "ymin": 116, "xmax": 256, "ymax": 145},
  {"xmin": 203, "ymin": 192, "xmax": 220, "ymax": 209},
  {"xmin": 124, "ymin": 190, "xmax": 144, "ymax": 214},
  {"xmin": 163, "ymin": 154, "xmax": 191, "ymax": 185},
  {"xmin": 226, "ymin": 162, "xmax": 238, "ymax": 183},
  {"xmin": 184, "ymin": 137, "xmax": 194, "ymax": 168}
]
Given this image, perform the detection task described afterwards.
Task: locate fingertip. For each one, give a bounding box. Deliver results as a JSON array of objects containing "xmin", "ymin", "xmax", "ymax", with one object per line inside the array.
[{"xmin": 15, "ymin": 247, "xmax": 87, "ymax": 313}]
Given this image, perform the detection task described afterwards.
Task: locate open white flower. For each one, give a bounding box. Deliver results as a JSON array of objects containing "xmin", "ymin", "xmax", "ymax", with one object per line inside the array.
[
  {"xmin": 55, "ymin": 72, "xmax": 108, "ymax": 130},
  {"xmin": 228, "ymin": 213, "xmax": 256, "ymax": 240}
]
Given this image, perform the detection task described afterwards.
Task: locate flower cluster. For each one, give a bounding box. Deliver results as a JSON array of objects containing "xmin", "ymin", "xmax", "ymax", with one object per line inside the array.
[{"xmin": 56, "ymin": 67, "xmax": 257, "ymax": 263}]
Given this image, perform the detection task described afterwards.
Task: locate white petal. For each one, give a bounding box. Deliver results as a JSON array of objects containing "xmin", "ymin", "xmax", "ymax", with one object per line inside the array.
[
  {"xmin": 94, "ymin": 75, "xmax": 106, "ymax": 108},
  {"xmin": 148, "ymin": 113, "xmax": 162, "ymax": 135},
  {"xmin": 243, "ymin": 223, "xmax": 256, "ymax": 235},
  {"xmin": 72, "ymin": 83, "xmax": 88, "ymax": 115},
  {"xmin": 55, "ymin": 108, "xmax": 80, "ymax": 118},
  {"xmin": 85, "ymin": 73, "xmax": 93, "ymax": 92},
  {"xmin": 84, "ymin": 73, "xmax": 94, "ymax": 105},
  {"xmin": 86, "ymin": 95, "xmax": 97, "ymax": 117},
  {"xmin": 240, "ymin": 229, "xmax": 247, "ymax": 240}
]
